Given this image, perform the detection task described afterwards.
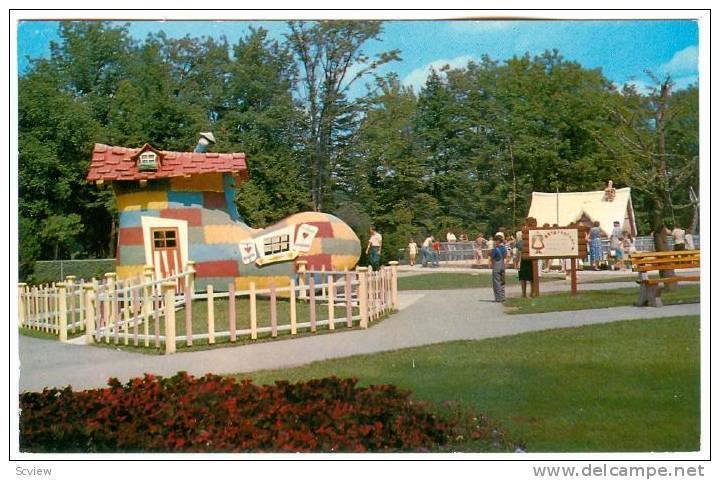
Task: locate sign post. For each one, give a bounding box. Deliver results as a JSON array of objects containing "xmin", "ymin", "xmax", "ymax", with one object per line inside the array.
[{"xmin": 522, "ymin": 227, "xmax": 587, "ymax": 296}]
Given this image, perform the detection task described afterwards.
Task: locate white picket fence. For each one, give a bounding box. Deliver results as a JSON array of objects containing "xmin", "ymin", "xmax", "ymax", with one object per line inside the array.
[{"xmin": 18, "ymin": 261, "xmax": 399, "ymax": 354}]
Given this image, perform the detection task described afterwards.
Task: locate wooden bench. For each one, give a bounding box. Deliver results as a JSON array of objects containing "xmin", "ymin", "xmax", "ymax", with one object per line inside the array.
[{"xmin": 630, "ymin": 250, "xmax": 700, "ymax": 307}]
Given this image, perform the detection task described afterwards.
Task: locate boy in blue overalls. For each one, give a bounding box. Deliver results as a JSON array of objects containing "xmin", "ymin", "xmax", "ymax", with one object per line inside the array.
[{"xmin": 490, "ymin": 235, "xmax": 507, "ymax": 302}]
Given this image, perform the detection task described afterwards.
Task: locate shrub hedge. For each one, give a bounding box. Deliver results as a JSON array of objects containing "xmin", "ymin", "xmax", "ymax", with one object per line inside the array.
[
  {"xmin": 20, "ymin": 373, "xmax": 467, "ymax": 453},
  {"xmin": 32, "ymin": 259, "xmax": 115, "ymax": 284}
]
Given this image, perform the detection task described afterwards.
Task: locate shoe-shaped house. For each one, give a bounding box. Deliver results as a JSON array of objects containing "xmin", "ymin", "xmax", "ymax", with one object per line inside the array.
[{"xmin": 86, "ymin": 135, "xmax": 361, "ymax": 291}]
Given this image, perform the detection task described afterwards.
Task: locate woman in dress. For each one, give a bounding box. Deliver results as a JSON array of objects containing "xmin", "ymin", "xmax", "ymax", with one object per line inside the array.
[
  {"xmin": 589, "ymin": 220, "xmax": 603, "ymax": 270},
  {"xmin": 407, "ymin": 239, "xmax": 418, "ymax": 266},
  {"xmin": 517, "ymin": 219, "xmax": 537, "ymax": 297}
]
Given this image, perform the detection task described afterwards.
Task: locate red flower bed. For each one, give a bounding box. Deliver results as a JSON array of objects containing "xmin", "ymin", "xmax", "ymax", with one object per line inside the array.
[{"xmin": 20, "ymin": 373, "xmax": 456, "ymax": 453}]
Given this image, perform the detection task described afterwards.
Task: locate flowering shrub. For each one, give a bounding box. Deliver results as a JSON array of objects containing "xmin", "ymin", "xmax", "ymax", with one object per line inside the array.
[{"xmin": 20, "ymin": 373, "xmax": 460, "ymax": 453}]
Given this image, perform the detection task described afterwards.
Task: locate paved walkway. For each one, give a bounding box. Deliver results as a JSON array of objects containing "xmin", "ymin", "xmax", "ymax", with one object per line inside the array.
[{"xmin": 18, "ymin": 282, "xmax": 699, "ymax": 392}]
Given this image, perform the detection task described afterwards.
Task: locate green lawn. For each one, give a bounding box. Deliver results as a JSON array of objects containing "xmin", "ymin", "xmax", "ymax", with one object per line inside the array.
[
  {"xmin": 580, "ymin": 273, "xmax": 658, "ymax": 284},
  {"xmin": 398, "ymin": 272, "xmax": 559, "ymax": 291},
  {"xmin": 234, "ymin": 315, "xmax": 700, "ymax": 452},
  {"xmin": 18, "ymin": 327, "xmax": 63, "ymax": 341},
  {"xmin": 504, "ymin": 284, "xmax": 699, "ymax": 314}
]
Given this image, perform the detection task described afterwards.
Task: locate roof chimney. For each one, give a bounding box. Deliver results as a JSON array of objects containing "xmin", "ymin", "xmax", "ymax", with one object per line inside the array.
[{"xmin": 194, "ymin": 132, "xmax": 216, "ymax": 153}]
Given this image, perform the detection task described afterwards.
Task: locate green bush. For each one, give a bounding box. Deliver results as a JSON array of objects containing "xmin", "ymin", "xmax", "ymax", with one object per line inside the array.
[{"xmin": 32, "ymin": 259, "xmax": 115, "ymax": 284}]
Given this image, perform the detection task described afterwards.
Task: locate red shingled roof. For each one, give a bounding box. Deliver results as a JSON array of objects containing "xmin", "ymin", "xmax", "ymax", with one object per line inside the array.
[{"xmin": 86, "ymin": 143, "xmax": 248, "ymax": 182}]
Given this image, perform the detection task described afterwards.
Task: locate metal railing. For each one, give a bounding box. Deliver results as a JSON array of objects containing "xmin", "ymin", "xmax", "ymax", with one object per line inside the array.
[{"xmin": 397, "ymin": 235, "xmax": 701, "ymax": 265}]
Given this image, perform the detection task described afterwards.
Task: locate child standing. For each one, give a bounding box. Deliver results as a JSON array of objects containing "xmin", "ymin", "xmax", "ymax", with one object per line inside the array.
[
  {"xmin": 407, "ymin": 239, "xmax": 418, "ymax": 266},
  {"xmin": 490, "ymin": 235, "xmax": 507, "ymax": 302}
]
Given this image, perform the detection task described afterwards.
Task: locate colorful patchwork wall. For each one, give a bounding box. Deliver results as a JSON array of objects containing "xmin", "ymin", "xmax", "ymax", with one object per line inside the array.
[{"xmin": 115, "ymin": 173, "xmax": 361, "ymax": 291}]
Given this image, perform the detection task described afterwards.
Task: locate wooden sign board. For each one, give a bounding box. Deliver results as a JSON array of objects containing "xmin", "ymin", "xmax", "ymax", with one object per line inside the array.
[
  {"xmin": 522, "ymin": 227, "xmax": 587, "ymax": 260},
  {"xmin": 520, "ymin": 226, "xmax": 587, "ymax": 297}
]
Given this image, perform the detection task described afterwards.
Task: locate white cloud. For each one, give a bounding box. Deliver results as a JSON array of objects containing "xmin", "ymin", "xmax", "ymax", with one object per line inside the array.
[
  {"xmin": 619, "ymin": 79, "xmax": 655, "ymax": 95},
  {"xmin": 671, "ymin": 75, "xmax": 699, "ymax": 90},
  {"xmin": 661, "ymin": 45, "xmax": 698, "ymax": 76},
  {"xmin": 402, "ymin": 55, "xmax": 476, "ymax": 93}
]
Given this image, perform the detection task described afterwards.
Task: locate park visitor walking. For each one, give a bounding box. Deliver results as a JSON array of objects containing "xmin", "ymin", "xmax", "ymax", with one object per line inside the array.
[
  {"xmin": 421, "ymin": 235, "xmax": 434, "ymax": 267},
  {"xmin": 671, "ymin": 224, "xmax": 686, "ymax": 251},
  {"xmin": 516, "ymin": 233, "xmax": 533, "ymax": 297},
  {"xmin": 490, "ymin": 235, "xmax": 507, "ymax": 302},
  {"xmin": 446, "ymin": 231, "xmax": 457, "ymax": 260},
  {"xmin": 685, "ymin": 231, "xmax": 695, "ymax": 250},
  {"xmin": 610, "ymin": 221, "xmax": 624, "ymax": 270},
  {"xmin": 366, "ymin": 227, "xmax": 382, "ymax": 270},
  {"xmin": 407, "ymin": 239, "xmax": 418, "ymax": 266},
  {"xmin": 432, "ymin": 238, "xmax": 441, "ymax": 266},
  {"xmin": 474, "ymin": 233, "xmax": 487, "ymax": 261},
  {"xmin": 589, "ymin": 221, "xmax": 603, "ymax": 270}
]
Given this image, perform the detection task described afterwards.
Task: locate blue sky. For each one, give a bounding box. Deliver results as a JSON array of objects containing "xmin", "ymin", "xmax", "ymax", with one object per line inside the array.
[{"xmin": 18, "ymin": 19, "xmax": 699, "ymax": 94}]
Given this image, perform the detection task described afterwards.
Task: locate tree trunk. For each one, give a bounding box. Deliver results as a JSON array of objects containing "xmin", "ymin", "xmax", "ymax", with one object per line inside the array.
[
  {"xmin": 108, "ymin": 215, "xmax": 117, "ymax": 259},
  {"xmin": 653, "ymin": 80, "xmax": 677, "ymax": 290},
  {"xmin": 652, "ymin": 200, "xmax": 677, "ymax": 290},
  {"xmin": 508, "ymin": 139, "xmax": 517, "ymax": 230}
]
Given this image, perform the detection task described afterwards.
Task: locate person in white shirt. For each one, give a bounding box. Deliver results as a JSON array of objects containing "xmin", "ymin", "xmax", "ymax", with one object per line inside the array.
[
  {"xmin": 407, "ymin": 239, "xmax": 418, "ymax": 266},
  {"xmin": 421, "ymin": 235, "xmax": 434, "ymax": 267},
  {"xmin": 366, "ymin": 227, "xmax": 383, "ymax": 270},
  {"xmin": 446, "ymin": 231, "xmax": 457, "ymax": 261},
  {"xmin": 671, "ymin": 224, "xmax": 686, "ymax": 251},
  {"xmin": 684, "ymin": 232, "xmax": 695, "ymax": 250}
]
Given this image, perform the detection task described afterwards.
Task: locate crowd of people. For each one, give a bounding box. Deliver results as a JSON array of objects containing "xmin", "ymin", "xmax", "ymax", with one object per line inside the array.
[
  {"xmin": 402, "ymin": 221, "xmax": 695, "ymax": 272},
  {"xmin": 373, "ymin": 219, "xmax": 695, "ymax": 304}
]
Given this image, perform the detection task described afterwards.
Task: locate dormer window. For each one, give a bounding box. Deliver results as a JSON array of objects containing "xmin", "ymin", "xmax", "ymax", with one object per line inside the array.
[{"xmin": 138, "ymin": 152, "xmax": 158, "ymax": 171}]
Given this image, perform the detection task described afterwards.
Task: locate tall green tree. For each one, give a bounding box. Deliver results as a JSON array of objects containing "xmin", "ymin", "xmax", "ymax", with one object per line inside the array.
[
  {"xmin": 218, "ymin": 28, "xmax": 309, "ymax": 226},
  {"xmin": 344, "ymin": 74, "xmax": 427, "ymax": 262},
  {"xmin": 596, "ymin": 75, "xmax": 699, "ymax": 248},
  {"xmin": 285, "ymin": 20, "xmax": 400, "ymax": 211}
]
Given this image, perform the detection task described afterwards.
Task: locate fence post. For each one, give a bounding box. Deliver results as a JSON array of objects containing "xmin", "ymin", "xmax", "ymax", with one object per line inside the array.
[
  {"xmin": 131, "ymin": 287, "xmax": 140, "ymax": 347},
  {"xmin": 31, "ymin": 286, "xmax": 37, "ymax": 329},
  {"xmin": 228, "ymin": 282, "xmax": 236, "ymax": 343},
  {"xmin": 321, "ymin": 265, "xmax": 327, "ymax": 299},
  {"xmin": 17, "ymin": 283, "xmax": 26, "ymax": 328},
  {"xmin": 388, "ymin": 261, "xmax": 399, "ymax": 310},
  {"xmin": 57, "ymin": 282, "xmax": 68, "ymax": 342},
  {"xmin": 83, "ymin": 284, "xmax": 95, "ymax": 344},
  {"xmin": 92, "ymin": 278, "xmax": 101, "ymax": 342},
  {"xmin": 143, "ymin": 265, "xmax": 153, "ymax": 347},
  {"xmin": 186, "ymin": 261, "xmax": 196, "ymax": 295},
  {"xmin": 66, "ymin": 275, "xmax": 77, "ymax": 334},
  {"xmin": 162, "ymin": 282, "xmax": 177, "ymax": 354},
  {"xmin": 309, "ymin": 276, "xmax": 317, "ymax": 332},
  {"xmin": 184, "ymin": 282, "xmax": 193, "ymax": 347},
  {"xmin": 270, "ymin": 283, "xmax": 278, "ymax": 338},
  {"xmin": 289, "ymin": 278, "xmax": 297, "ymax": 335},
  {"xmin": 296, "ymin": 260, "xmax": 308, "ymax": 300},
  {"xmin": 104, "ymin": 273, "xmax": 116, "ymax": 343},
  {"xmin": 249, "ymin": 282, "xmax": 257, "ymax": 340},
  {"xmin": 357, "ymin": 267, "xmax": 368, "ymax": 329},
  {"xmin": 43, "ymin": 284, "xmax": 50, "ymax": 332},
  {"xmin": 78, "ymin": 280, "xmax": 85, "ymax": 333},
  {"xmin": 123, "ymin": 282, "xmax": 131, "ymax": 345},
  {"xmin": 345, "ymin": 269, "xmax": 352, "ymax": 328},
  {"xmin": 207, "ymin": 284, "xmax": 215, "ymax": 345},
  {"xmin": 328, "ymin": 275, "xmax": 335, "ymax": 330}
]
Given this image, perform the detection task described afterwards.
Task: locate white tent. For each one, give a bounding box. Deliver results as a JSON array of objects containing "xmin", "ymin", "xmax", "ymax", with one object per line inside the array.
[{"xmin": 527, "ymin": 187, "xmax": 636, "ymax": 236}]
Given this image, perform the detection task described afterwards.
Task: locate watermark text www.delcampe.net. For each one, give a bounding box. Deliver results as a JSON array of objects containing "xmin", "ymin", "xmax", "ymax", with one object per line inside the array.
[{"xmin": 532, "ymin": 463, "xmax": 705, "ymax": 479}]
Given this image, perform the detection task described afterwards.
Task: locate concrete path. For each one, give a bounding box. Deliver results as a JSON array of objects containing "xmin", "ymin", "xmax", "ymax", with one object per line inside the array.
[{"xmin": 18, "ymin": 282, "xmax": 699, "ymax": 392}]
